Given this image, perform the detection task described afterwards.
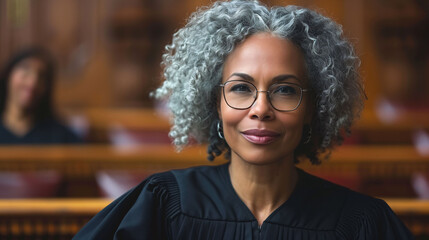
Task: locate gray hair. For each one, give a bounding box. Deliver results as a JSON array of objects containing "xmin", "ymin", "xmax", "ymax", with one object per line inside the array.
[{"xmin": 152, "ymin": 0, "xmax": 364, "ymax": 164}]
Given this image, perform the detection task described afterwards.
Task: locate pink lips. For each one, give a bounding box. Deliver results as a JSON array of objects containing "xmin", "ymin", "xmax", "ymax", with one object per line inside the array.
[{"xmin": 241, "ymin": 129, "xmax": 280, "ymax": 145}]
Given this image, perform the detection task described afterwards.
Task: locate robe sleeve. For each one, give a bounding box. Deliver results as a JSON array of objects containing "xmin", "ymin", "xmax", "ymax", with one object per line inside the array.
[
  {"xmin": 337, "ymin": 192, "xmax": 414, "ymax": 239},
  {"xmin": 361, "ymin": 199, "xmax": 414, "ymax": 239},
  {"xmin": 73, "ymin": 172, "xmax": 177, "ymax": 240}
]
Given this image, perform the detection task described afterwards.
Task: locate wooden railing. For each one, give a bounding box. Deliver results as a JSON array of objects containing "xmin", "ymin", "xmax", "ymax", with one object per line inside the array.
[
  {"xmin": 0, "ymin": 144, "xmax": 427, "ymax": 178},
  {"xmin": 0, "ymin": 198, "xmax": 427, "ymax": 238},
  {"xmin": 385, "ymin": 199, "xmax": 429, "ymax": 237},
  {"xmin": 0, "ymin": 199, "xmax": 110, "ymax": 240},
  {"xmin": 0, "ymin": 144, "xmax": 222, "ymax": 177},
  {"xmin": 78, "ymin": 108, "xmax": 429, "ymax": 131},
  {"xmin": 1, "ymin": 144, "xmax": 427, "ymax": 197},
  {"xmin": 67, "ymin": 108, "xmax": 429, "ymax": 143}
]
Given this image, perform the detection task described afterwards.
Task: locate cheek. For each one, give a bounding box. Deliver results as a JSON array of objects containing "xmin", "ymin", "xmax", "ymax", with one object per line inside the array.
[
  {"xmin": 280, "ymin": 116, "xmax": 303, "ymax": 143},
  {"xmin": 219, "ymin": 99, "xmax": 245, "ymax": 141},
  {"xmin": 8, "ymin": 71, "xmax": 24, "ymax": 94},
  {"xmin": 278, "ymin": 108, "xmax": 308, "ymax": 146}
]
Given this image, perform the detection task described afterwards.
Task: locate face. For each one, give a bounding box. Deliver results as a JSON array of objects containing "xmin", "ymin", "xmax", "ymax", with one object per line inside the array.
[
  {"xmin": 7, "ymin": 57, "xmax": 48, "ymax": 110},
  {"xmin": 219, "ymin": 33, "xmax": 311, "ymax": 165}
]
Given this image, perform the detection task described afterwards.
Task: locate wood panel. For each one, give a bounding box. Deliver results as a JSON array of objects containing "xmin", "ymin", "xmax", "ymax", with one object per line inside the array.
[
  {"xmin": 0, "ymin": 199, "xmax": 110, "ymax": 240},
  {"xmin": 83, "ymin": 108, "xmax": 171, "ymax": 131},
  {"xmin": 0, "ymin": 144, "xmax": 427, "ymax": 178},
  {"xmin": 0, "ymin": 144, "xmax": 427, "ymax": 197},
  {"xmin": 75, "ymin": 108, "xmax": 429, "ymax": 144},
  {"xmin": 80, "ymin": 108, "xmax": 429, "ymax": 131}
]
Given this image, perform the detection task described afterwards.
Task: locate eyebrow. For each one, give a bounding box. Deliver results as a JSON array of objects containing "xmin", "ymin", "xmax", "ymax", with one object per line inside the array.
[{"xmin": 228, "ymin": 72, "xmax": 302, "ymax": 84}]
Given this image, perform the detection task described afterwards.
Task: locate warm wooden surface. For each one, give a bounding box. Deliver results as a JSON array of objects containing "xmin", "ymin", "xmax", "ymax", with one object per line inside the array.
[
  {"xmin": 82, "ymin": 108, "xmax": 171, "ymax": 131},
  {"xmin": 0, "ymin": 144, "xmax": 427, "ymax": 163},
  {"xmin": 0, "ymin": 199, "xmax": 111, "ymax": 239},
  {"xmin": 386, "ymin": 198, "xmax": 429, "ymax": 215},
  {"xmin": 355, "ymin": 109, "xmax": 429, "ymax": 131},
  {"xmin": 0, "ymin": 144, "xmax": 209, "ymax": 163},
  {"xmin": 0, "ymin": 199, "xmax": 111, "ymax": 215},
  {"xmin": 0, "ymin": 198, "xmax": 428, "ymax": 215},
  {"xmin": 0, "ymin": 144, "xmax": 427, "ymax": 178},
  {"xmin": 0, "ymin": 144, "xmax": 224, "ymax": 176},
  {"xmin": 79, "ymin": 108, "xmax": 429, "ymax": 131},
  {"xmin": 0, "ymin": 144, "xmax": 427, "ymax": 198},
  {"xmin": 78, "ymin": 108, "xmax": 429, "ymax": 144}
]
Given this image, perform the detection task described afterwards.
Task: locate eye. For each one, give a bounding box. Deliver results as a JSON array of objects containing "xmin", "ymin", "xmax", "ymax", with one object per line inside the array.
[
  {"xmin": 227, "ymin": 82, "xmax": 254, "ymax": 94},
  {"xmin": 272, "ymin": 84, "xmax": 298, "ymax": 96}
]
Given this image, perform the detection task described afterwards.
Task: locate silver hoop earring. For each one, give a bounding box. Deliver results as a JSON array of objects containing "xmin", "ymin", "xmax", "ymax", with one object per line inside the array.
[
  {"xmin": 217, "ymin": 121, "xmax": 224, "ymax": 139},
  {"xmin": 303, "ymin": 127, "xmax": 312, "ymax": 144}
]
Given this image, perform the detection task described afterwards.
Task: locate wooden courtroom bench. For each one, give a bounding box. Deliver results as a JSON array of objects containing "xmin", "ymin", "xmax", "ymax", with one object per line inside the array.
[
  {"xmin": 0, "ymin": 198, "xmax": 427, "ymax": 238},
  {"xmin": 352, "ymin": 109, "xmax": 429, "ymax": 144},
  {"xmin": 75, "ymin": 108, "xmax": 171, "ymax": 143},
  {"xmin": 387, "ymin": 198, "xmax": 429, "ymax": 237},
  {"xmin": 0, "ymin": 144, "xmax": 428, "ymax": 197},
  {"xmin": 0, "ymin": 144, "xmax": 427, "ymax": 179},
  {"xmin": 80, "ymin": 108, "xmax": 429, "ymax": 131},
  {"xmin": 0, "ymin": 198, "xmax": 110, "ymax": 240},
  {"xmin": 68, "ymin": 108, "xmax": 429, "ymax": 144},
  {"xmin": 83, "ymin": 108, "xmax": 171, "ymax": 132}
]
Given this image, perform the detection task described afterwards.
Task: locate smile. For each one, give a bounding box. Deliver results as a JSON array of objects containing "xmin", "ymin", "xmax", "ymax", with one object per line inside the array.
[{"xmin": 241, "ymin": 129, "xmax": 280, "ymax": 145}]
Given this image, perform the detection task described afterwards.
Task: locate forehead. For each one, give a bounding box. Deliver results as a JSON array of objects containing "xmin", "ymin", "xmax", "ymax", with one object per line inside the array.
[{"xmin": 222, "ymin": 33, "xmax": 307, "ymax": 85}]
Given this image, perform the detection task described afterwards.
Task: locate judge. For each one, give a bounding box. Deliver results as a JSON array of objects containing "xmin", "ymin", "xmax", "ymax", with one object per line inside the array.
[{"xmin": 74, "ymin": 0, "xmax": 413, "ymax": 239}]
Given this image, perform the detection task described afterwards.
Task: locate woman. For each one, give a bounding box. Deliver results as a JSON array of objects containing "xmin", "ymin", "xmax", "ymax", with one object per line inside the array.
[
  {"xmin": 74, "ymin": 1, "xmax": 413, "ymax": 239},
  {"xmin": 0, "ymin": 48, "xmax": 82, "ymax": 198},
  {"xmin": 0, "ymin": 48, "xmax": 81, "ymax": 144}
]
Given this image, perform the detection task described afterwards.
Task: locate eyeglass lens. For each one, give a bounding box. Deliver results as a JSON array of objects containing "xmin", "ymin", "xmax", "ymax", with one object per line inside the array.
[{"xmin": 222, "ymin": 80, "xmax": 303, "ymax": 111}]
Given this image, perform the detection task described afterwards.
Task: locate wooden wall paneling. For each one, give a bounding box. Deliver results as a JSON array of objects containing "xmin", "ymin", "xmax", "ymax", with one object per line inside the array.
[
  {"xmin": 0, "ymin": 0, "xmax": 35, "ymax": 65},
  {"xmin": 364, "ymin": 0, "xmax": 429, "ymax": 109}
]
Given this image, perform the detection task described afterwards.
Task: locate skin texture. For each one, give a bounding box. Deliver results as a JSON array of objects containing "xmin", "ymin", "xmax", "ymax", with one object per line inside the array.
[
  {"xmin": 3, "ymin": 57, "xmax": 47, "ymax": 136},
  {"xmin": 219, "ymin": 33, "xmax": 312, "ymax": 226}
]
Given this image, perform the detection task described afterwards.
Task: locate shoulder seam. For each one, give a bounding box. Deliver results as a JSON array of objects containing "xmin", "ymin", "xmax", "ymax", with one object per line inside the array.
[
  {"xmin": 148, "ymin": 171, "xmax": 182, "ymax": 219},
  {"xmin": 334, "ymin": 188, "xmax": 357, "ymax": 238}
]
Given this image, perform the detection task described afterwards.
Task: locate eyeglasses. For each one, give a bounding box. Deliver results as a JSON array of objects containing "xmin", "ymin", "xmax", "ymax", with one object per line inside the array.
[{"xmin": 219, "ymin": 80, "xmax": 310, "ymax": 112}]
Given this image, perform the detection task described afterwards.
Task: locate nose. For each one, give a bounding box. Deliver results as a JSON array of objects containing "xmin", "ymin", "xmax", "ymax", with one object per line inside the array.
[{"xmin": 248, "ymin": 91, "xmax": 274, "ymax": 120}]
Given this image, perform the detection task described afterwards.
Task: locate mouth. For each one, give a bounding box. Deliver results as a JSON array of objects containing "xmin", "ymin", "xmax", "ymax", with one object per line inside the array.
[{"xmin": 241, "ymin": 129, "xmax": 281, "ymax": 145}]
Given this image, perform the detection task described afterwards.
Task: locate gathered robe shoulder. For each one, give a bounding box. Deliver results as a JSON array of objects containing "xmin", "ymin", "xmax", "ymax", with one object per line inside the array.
[
  {"xmin": 73, "ymin": 164, "xmax": 414, "ymax": 240},
  {"xmin": 73, "ymin": 171, "xmax": 178, "ymax": 240}
]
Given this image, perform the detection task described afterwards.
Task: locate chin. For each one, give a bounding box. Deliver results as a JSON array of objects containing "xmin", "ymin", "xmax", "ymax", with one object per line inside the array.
[{"xmin": 231, "ymin": 148, "xmax": 293, "ymax": 166}]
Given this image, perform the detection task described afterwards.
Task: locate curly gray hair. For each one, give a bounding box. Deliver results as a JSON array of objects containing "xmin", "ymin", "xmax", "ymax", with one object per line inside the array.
[{"xmin": 152, "ymin": 0, "xmax": 364, "ymax": 164}]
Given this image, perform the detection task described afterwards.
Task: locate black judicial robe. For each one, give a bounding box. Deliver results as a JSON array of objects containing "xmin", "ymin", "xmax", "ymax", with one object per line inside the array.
[{"xmin": 74, "ymin": 164, "xmax": 413, "ymax": 239}]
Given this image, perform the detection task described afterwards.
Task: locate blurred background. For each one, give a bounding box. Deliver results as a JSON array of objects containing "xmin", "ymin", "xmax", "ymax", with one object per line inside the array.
[{"xmin": 0, "ymin": 0, "xmax": 428, "ymax": 239}]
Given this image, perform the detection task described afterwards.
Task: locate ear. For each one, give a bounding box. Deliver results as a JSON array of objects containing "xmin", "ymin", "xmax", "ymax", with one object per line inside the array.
[
  {"xmin": 216, "ymin": 90, "xmax": 222, "ymax": 120},
  {"xmin": 217, "ymin": 103, "xmax": 222, "ymax": 120}
]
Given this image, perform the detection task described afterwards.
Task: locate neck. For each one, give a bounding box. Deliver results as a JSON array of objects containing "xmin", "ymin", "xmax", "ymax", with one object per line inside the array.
[
  {"xmin": 229, "ymin": 153, "xmax": 298, "ymax": 227},
  {"xmin": 2, "ymin": 102, "xmax": 34, "ymax": 136}
]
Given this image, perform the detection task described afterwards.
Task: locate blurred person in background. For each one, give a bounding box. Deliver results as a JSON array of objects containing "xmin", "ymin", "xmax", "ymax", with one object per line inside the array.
[
  {"xmin": 0, "ymin": 48, "xmax": 82, "ymax": 144},
  {"xmin": 0, "ymin": 48, "xmax": 82, "ymax": 198}
]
